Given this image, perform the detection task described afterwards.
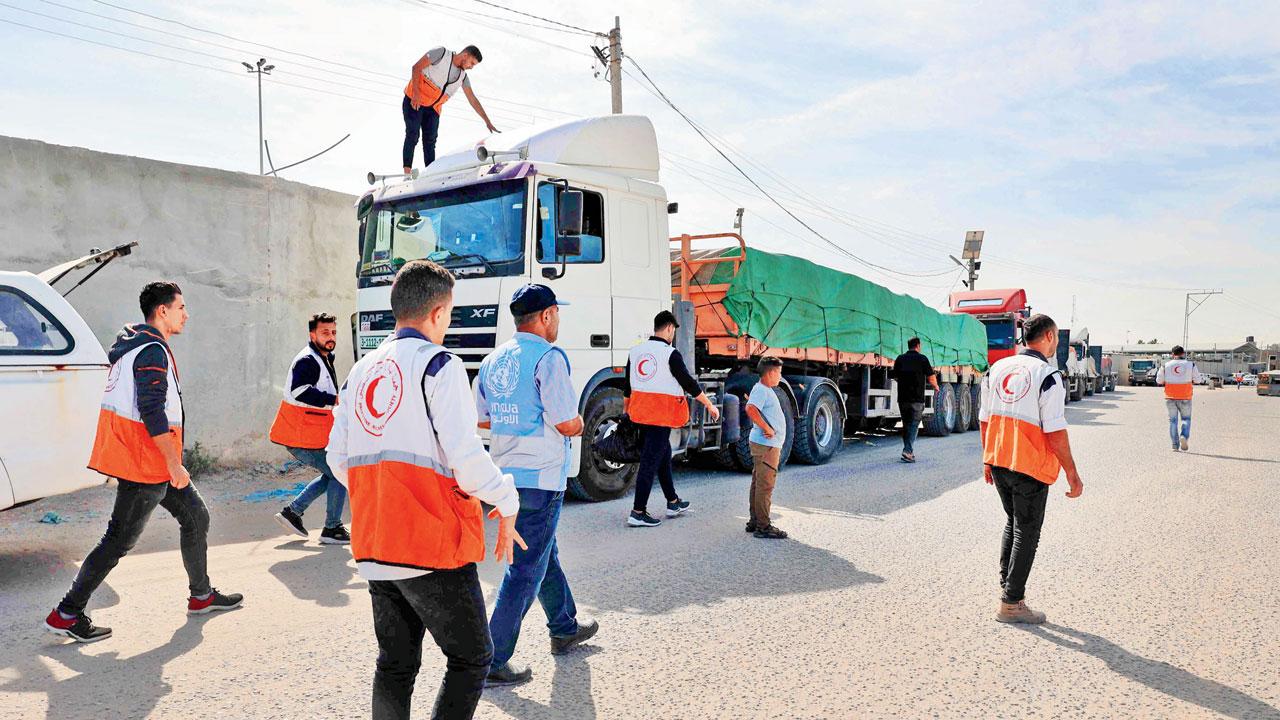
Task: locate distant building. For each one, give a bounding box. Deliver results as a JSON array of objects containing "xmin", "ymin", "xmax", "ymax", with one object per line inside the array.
[{"xmin": 1106, "ymin": 338, "xmax": 1267, "ymax": 382}]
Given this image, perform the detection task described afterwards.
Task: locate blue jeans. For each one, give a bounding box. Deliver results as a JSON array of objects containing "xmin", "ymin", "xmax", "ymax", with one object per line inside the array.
[
  {"xmin": 1166, "ymin": 399, "xmax": 1192, "ymax": 447},
  {"xmin": 899, "ymin": 401, "xmax": 923, "ymax": 454},
  {"xmin": 287, "ymin": 446, "xmax": 347, "ymax": 529},
  {"xmin": 488, "ymin": 488, "xmax": 578, "ymax": 668}
]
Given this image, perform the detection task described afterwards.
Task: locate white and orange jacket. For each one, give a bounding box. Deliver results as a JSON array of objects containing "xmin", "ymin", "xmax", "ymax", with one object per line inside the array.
[
  {"xmin": 1156, "ymin": 358, "xmax": 1202, "ymax": 401},
  {"xmin": 269, "ymin": 344, "xmax": 338, "ymax": 450},
  {"xmin": 978, "ymin": 349, "xmax": 1068, "ymax": 485}
]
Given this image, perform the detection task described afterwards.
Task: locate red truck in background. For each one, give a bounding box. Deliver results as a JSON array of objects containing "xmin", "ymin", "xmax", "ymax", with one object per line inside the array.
[{"xmin": 948, "ymin": 288, "xmax": 1032, "ymax": 367}]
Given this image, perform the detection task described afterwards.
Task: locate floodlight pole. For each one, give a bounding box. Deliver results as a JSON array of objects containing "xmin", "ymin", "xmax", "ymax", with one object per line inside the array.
[
  {"xmin": 244, "ymin": 58, "xmax": 274, "ymax": 175},
  {"xmin": 951, "ymin": 230, "xmax": 984, "ymax": 289}
]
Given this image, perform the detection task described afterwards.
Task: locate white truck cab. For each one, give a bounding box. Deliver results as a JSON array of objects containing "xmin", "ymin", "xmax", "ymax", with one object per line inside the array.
[{"xmin": 0, "ymin": 244, "xmax": 135, "ymax": 510}]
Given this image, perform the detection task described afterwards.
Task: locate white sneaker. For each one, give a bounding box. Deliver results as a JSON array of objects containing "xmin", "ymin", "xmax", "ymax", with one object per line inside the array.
[{"xmin": 1179, "ymin": 437, "xmax": 1188, "ymax": 451}]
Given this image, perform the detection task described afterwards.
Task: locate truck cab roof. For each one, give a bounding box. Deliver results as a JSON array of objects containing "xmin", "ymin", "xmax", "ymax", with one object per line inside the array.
[{"xmin": 949, "ymin": 288, "xmax": 1028, "ymax": 316}]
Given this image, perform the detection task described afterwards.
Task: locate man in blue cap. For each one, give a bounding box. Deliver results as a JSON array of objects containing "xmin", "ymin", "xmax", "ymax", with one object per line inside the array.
[{"xmin": 476, "ymin": 284, "xmax": 598, "ymax": 686}]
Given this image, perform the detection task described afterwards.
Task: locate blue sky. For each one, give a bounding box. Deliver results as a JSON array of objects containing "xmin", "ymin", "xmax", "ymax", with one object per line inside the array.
[{"xmin": 2, "ymin": 0, "xmax": 1278, "ymax": 346}]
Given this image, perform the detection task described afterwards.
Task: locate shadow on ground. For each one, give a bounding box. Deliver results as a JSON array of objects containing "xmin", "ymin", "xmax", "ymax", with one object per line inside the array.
[
  {"xmin": 266, "ymin": 540, "xmax": 365, "ymax": 608},
  {"xmin": 481, "ymin": 645, "xmax": 601, "ymax": 720}
]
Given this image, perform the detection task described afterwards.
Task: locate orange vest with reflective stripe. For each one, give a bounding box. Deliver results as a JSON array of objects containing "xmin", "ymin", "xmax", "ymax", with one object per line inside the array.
[
  {"xmin": 627, "ymin": 339, "xmax": 690, "ymax": 428},
  {"xmin": 1160, "ymin": 359, "xmax": 1195, "ymax": 400},
  {"xmin": 338, "ymin": 337, "xmax": 485, "ymax": 572},
  {"xmin": 269, "ymin": 346, "xmax": 336, "ymax": 449},
  {"xmin": 981, "ymin": 354, "xmax": 1062, "ymax": 485},
  {"xmin": 405, "ymin": 50, "xmax": 466, "ymax": 113},
  {"xmin": 88, "ymin": 340, "xmax": 183, "ymax": 484}
]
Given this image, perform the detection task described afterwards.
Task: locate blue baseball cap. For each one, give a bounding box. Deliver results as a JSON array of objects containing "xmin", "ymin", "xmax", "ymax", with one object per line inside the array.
[{"xmin": 509, "ymin": 284, "xmax": 569, "ymax": 316}]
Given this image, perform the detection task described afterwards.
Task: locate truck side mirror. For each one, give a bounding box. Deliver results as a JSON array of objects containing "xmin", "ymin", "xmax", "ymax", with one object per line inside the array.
[
  {"xmin": 554, "ymin": 235, "xmax": 582, "ymax": 258},
  {"xmin": 556, "ymin": 190, "xmax": 584, "ymax": 237}
]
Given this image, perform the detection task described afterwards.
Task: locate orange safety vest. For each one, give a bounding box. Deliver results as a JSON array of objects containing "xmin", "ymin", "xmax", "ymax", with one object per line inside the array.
[
  {"xmin": 979, "ymin": 353, "xmax": 1064, "ymax": 485},
  {"xmin": 627, "ymin": 339, "xmax": 690, "ymax": 428},
  {"xmin": 269, "ymin": 346, "xmax": 337, "ymax": 449},
  {"xmin": 404, "ymin": 49, "xmax": 466, "ymax": 113},
  {"xmin": 88, "ymin": 339, "xmax": 184, "ymax": 484},
  {"xmin": 337, "ymin": 336, "xmax": 485, "ymax": 571},
  {"xmin": 1159, "ymin": 359, "xmax": 1196, "ymax": 400}
]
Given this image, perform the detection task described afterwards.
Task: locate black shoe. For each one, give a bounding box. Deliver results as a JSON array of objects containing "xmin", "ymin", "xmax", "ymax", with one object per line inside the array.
[
  {"xmin": 274, "ymin": 507, "xmax": 308, "ymax": 537},
  {"xmin": 753, "ymin": 525, "xmax": 788, "ymax": 539},
  {"xmin": 627, "ymin": 510, "xmax": 662, "ymax": 528},
  {"xmin": 486, "ymin": 661, "xmax": 533, "ymax": 687},
  {"xmin": 319, "ymin": 524, "xmax": 351, "ymax": 545},
  {"xmin": 550, "ymin": 618, "xmax": 599, "ymax": 655},
  {"xmin": 665, "ymin": 498, "xmax": 691, "ymax": 517},
  {"xmin": 188, "ymin": 589, "xmax": 244, "ymax": 615},
  {"xmin": 745, "ymin": 520, "xmax": 758, "ymax": 533},
  {"xmin": 44, "ymin": 609, "xmax": 112, "ymax": 643}
]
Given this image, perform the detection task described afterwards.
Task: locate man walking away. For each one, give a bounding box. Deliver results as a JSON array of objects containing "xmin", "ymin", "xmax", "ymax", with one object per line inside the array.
[
  {"xmin": 476, "ymin": 284, "xmax": 599, "ymax": 687},
  {"xmin": 978, "ymin": 313, "xmax": 1083, "ymax": 625},
  {"xmin": 623, "ymin": 310, "xmax": 720, "ymax": 527},
  {"xmin": 402, "ymin": 45, "xmax": 498, "ymax": 174},
  {"xmin": 44, "ymin": 282, "xmax": 242, "ymax": 643},
  {"xmin": 327, "ymin": 260, "xmax": 525, "ymax": 720},
  {"xmin": 745, "ymin": 357, "xmax": 788, "ymax": 539},
  {"xmin": 270, "ymin": 313, "xmax": 350, "ymax": 545},
  {"xmin": 891, "ymin": 337, "xmax": 939, "ymax": 463},
  {"xmin": 1156, "ymin": 346, "xmax": 1202, "ymax": 451}
]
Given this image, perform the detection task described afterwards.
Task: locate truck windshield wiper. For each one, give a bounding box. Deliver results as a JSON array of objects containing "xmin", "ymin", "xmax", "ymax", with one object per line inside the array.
[{"xmin": 431, "ymin": 250, "xmax": 497, "ymax": 274}]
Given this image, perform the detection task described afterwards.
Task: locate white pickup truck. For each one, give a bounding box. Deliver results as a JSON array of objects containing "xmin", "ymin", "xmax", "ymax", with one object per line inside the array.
[{"xmin": 0, "ymin": 244, "xmax": 135, "ymax": 511}]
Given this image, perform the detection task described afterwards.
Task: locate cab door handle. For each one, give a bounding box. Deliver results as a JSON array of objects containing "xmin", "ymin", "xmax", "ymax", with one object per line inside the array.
[{"xmin": 590, "ymin": 334, "xmax": 610, "ymax": 348}]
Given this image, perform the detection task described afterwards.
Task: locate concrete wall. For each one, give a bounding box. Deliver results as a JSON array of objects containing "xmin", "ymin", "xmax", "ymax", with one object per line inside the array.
[{"xmin": 0, "ymin": 135, "xmax": 359, "ymax": 464}]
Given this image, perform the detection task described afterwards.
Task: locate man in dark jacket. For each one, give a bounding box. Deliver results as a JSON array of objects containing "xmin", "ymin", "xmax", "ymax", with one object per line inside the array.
[
  {"xmin": 44, "ymin": 282, "xmax": 242, "ymax": 643},
  {"xmin": 891, "ymin": 337, "xmax": 939, "ymax": 463}
]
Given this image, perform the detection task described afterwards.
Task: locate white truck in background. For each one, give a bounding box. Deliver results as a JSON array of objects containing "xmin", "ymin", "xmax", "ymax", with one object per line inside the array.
[{"xmin": 0, "ymin": 244, "xmax": 135, "ymax": 511}]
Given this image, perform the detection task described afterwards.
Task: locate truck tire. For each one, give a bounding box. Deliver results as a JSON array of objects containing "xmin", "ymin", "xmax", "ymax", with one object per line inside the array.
[
  {"xmin": 968, "ymin": 384, "xmax": 981, "ymax": 431},
  {"xmin": 1085, "ymin": 378, "xmax": 1095, "ymax": 396},
  {"xmin": 921, "ymin": 383, "xmax": 954, "ymax": 437},
  {"xmin": 568, "ymin": 387, "xmax": 638, "ymax": 502},
  {"xmin": 1069, "ymin": 378, "xmax": 1084, "ymax": 402},
  {"xmin": 952, "ymin": 383, "xmax": 972, "ymax": 433},
  {"xmin": 792, "ymin": 384, "xmax": 843, "ymax": 465},
  {"xmin": 731, "ymin": 386, "xmax": 797, "ymax": 470}
]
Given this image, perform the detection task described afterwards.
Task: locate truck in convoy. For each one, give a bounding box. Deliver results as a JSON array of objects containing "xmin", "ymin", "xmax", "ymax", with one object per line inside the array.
[
  {"xmin": 1127, "ymin": 358, "xmax": 1158, "ymax": 386},
  {"xmin": 1096, "ymin": 350, "xmax": 1117, "ymax": 392},
  {"xmin": 1055, "ymin": 327, "xmax": 1098, "ymax": 401},
  {"xmin": 352, "ymin": 115, "xmax": 989, "ymax": 501},
  {"xmin": 948, "ymin": 288, "xmax": 1031, "ymax": 367}
]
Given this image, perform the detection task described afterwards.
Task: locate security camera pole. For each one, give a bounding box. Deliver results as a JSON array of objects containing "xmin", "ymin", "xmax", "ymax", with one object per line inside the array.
[
  {"xmin": 949, "ymin": 230, "xmax": 984, "ymax": 289},
  {"xmin": 242, "ymin": 58, "xmax": 275, "ymax": 175}
]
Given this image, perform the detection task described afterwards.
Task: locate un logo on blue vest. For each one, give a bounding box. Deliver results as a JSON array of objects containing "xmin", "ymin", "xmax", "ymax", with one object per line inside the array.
[{"xmin": 488, "ymin": 353, "xmax": 521, "ymax": 399}]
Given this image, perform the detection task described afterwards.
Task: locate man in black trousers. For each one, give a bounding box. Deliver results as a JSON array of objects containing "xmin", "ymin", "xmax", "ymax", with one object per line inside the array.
[{"xmin": 891, "ymin": 337, "xmax": 939, "ymax": 463}]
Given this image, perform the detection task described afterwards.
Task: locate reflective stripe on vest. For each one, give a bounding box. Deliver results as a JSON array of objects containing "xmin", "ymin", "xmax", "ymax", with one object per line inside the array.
[
  {"xmin": 338, "ymin": 336, "xmax": 485, "ymax": 572},
  {"xmin": 478, "ymin": 335, "xmax": 572, "ymax": 491},
  {"xmin": 627, "ymin": 339, "xmax": 689, "ymax": 428},
  {"xmin": 404, "ymin": 50, "xmax": 465, "ymax": 113},
  {"xmin": 269, "ymin": 346, "xmax": 337, "ymax": 449},
  {"xmin": 1162, "ymin": 359, "xmax": 1195, "ymax": 400},
  {"xmin": 981, "ymin": 353, "xmax": 1061, "ymax": 485},
  {"xmin": 88, "ymin": 341, "xmax": 183, "ymax": 484}
]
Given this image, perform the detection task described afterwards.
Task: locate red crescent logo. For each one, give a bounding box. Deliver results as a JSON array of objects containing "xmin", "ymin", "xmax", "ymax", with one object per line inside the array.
[
  {"xmin": 355, "ymin": 358, "xmax": 403, "ymax": 436},
  {"xmin": 1001, "ymin": 375, "xmax": 1017, "ymax": 394},
  {"xmin": 365, "ymin": 376, "xmax": 385, "ymax": 418},
  {"xmin": 638, "ymin": 358, "xmax": 652, "ymax": 376}
]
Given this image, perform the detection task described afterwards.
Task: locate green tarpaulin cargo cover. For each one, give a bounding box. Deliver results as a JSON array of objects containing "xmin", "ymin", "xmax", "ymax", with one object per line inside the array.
[{"xmin": 718, "ymin": 248, "xmax": 989, "ymax": 371}]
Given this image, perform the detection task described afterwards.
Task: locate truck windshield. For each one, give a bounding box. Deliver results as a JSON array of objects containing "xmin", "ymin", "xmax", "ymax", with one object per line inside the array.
[
  {"xmin": 1131, "ymin": 361, "xmax": 1154, "ymax": 371},
  {"xmin": 983, "ymin": 320, "xmax": 1016, "ymax": 350},
  {"xmin": 360, "ymin": 179, "xmax": 527, "ymax": 280}
]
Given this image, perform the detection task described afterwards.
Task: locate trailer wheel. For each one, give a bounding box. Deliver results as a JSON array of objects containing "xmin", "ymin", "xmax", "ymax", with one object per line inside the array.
[
  {"xmin": 1084, "ymin": 378, "xmax": 1095, "ymax": 396},
  {"xmin": 921, "ymin": 384, "xmax": 954, "ymax": 437},
  {"xmin": 1069, "ymin": 379, "xmax": 1084, "ymax": 402},
  {"xmin": 968, "ymin": 383, "xmax": 982, "ymax": 431},
  {"xmin": 952, "ymin": 383, "xmax": 972, "ymax": 433},
  {"xmin": 792, "ymin": 384, "xmax": 843, "ymax": 464},
  {"xmin": 568, "ymin": 387, "xmax": 638, "ymax": 502},
  {"xmin": 732, "ymin": 386, "xmax": 797, "ymax": 470}
]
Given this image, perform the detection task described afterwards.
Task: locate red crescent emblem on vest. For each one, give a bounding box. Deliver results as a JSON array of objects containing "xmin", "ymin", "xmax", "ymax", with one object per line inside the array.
[
  {"xmin": 994, "ymin": 366, "xmax": 1033, "ymax": 403},
  {"xmin": 365, "ymin": 376, "xmax": 386, "ymax": 418},
  {"xmin": 355, "ymin": 358, "xmax": 404, "ymax": 436},
  {"xmin": 638, "ymin": 358, "xmax": 653, "ymax": 376}
]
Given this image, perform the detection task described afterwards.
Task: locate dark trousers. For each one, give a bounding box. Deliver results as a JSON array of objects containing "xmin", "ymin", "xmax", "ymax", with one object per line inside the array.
[
  {"xmin": 993, "ymin": 466, "xmax": 1049, "ymax": 604},
  {"xmin": 59, "ymin": 478, "xmax": 211, "ymax": 615},
  {"xmin": 633, "ymin": 425, "xmax": 677, "ymax": 513},
  {"xmin": 369, "ymin": 564, "xmax": 492, "ymax": 720},
  {"xmin": 402, "ymin": 95, "xmax": 441, "ymax": 169},
  {"xmin": 898, "ymin": 401, "xmax": 924, "ymax": 454}
]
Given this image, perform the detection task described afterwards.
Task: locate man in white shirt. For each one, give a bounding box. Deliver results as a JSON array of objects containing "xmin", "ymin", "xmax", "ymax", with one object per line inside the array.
[{"xmin": 402, "ymin": 45, "xmax": 499, "ymax": 173}]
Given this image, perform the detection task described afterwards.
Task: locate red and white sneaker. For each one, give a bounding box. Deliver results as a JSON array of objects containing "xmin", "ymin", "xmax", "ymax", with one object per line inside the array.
[
  {"xmin": 187, "ymin": 589, "xmax": 244, "ymax": 615},
  {"xmin": 44, "ymin": 609, "xmax": 112, "ymax": 643}
]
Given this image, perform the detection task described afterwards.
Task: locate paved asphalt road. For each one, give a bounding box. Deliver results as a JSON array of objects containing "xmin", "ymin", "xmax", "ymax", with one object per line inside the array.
[{"xmin": 2, "ymin": 386, "xmax": 1278, "ymax": 719}]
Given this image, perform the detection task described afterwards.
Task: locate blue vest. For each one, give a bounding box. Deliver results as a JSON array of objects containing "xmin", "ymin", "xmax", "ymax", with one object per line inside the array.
[{"xmin": 478, "ymin": 333, "xmax": 572, "ymax": 491}]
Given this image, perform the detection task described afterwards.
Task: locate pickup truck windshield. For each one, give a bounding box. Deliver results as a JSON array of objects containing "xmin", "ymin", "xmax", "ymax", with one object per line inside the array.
[{"xmin": 360, "ymin": 179, "xmax": 527, "ymax": 280}]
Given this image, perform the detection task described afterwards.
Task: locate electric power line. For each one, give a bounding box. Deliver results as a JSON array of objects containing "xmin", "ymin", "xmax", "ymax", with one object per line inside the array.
[{"xmin": 467, "ymin": 0, "xmax": 601, "ymax": 36}]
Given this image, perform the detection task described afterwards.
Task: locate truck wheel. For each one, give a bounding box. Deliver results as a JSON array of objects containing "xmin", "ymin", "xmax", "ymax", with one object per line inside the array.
[
  {"xmin": 968, "ymin": 384, "xmax": 981, "ymax": 431},
  {"xmin": 1069, "ymin": 379, "xmax": 1084, "ymax": 402},
  {"xmin": 792, "ymin": 384, "xmax": 843, "ymax": 465},
  {"xmin": 732, "ymin": 386, "xmax": 797, "ymax": 469},
  {"xmin": 951, "ymin": 383, "xmax": 972, "ymax": 433},
  {"xmin": 1085, "ymin": 378, "xmax": 1095, "ymax": 396},
  {"xmin": 568, "ymin": 387, "xmax": 638, "ymax": 502},
  {"xmin": 921, "ymin": 384, "xmax": 954, "ymax": 437}
]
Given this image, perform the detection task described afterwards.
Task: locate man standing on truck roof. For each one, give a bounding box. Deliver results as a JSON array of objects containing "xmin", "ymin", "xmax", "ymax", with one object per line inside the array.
[
  {"xmin": 1156, "ymin": 346, "xmax": 1203, "ymax": 452},
  {"xmin": 269, "ymin": 313, "xmax": 350, "ymax": 545},
  {"xmin": 978, "ymin": 313, "xmax": 1083, "ymax": 625},
  {"xmin": 402, "ymin": 45, "xmax": 498, "ymax": 174},
  {"xmin": 891, "ymin": 337, "xmax": 939, "ymax": 463},
  {"xmin": 476, "ymin": 284, "xmax": 599, "ymax": 687},
  {"xmin": 44, "ymin": 282, "xmax": 243, "ymax": 644},
  {"xmin": 624, "ymin": 310, "xmax": 720, "ymax": 528}
]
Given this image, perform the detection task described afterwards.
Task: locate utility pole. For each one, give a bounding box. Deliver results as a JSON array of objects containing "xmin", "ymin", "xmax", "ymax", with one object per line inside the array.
[
  {"xmin": 733, "ymin": 207, "xmax": 745, "ymax": 234},
  {"xmin": 949, "ymin": 230, "xmax": 984, "ymax": 289},
  {"xmin": 1183, "ymin": 289, "xmax": 1222, "ymax": 350},
  {"xmin": 608, "ymin": 17, "xmax": 623, "ymax": 114},
  {"xmin": 243, "ymin": 58, "xmax": 275, "ymax": 175}
]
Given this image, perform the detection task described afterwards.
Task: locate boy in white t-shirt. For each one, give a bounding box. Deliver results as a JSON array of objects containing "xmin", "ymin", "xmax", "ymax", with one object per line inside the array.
[{"xmin": 745, "ymin": 357, "xmax": 788, "ymax": 539}]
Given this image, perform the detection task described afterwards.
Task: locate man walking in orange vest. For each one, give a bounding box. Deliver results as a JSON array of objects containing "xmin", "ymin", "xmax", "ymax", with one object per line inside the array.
[
  {"xmin": 1156, "ymin": 345, "xmax": 1202, "ymax": 452},
  {"xmin": 978, "ymin": 313, "xmax": 1083, "ymax": 625},
  {"xmin": 328, "ymin": 260, "xmax": 525, "ymax": 720},
  {"xmin": 270, "ymin": 313, "xmax": 349, "ymax": 545},
  {"xmin": 44, "ymin": 282, "xmax": 242, "ymax": 643},
  {"xmin": 402, "ymin": 45, "xmax": 499, "ymax": 174}
]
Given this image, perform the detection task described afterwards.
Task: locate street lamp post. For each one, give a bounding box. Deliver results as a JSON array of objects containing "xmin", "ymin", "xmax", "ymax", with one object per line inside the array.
[{"xmin": 242, "ymin": 58, "xmax": 275, "ymax": 175}]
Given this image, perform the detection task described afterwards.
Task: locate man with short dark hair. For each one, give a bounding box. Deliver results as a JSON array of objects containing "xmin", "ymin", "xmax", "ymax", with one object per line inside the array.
[
  {"xmin": 402, "ymin": 44, "xmax": 498, "ymax": 173},
  {"xmin": 45, "ymin": 282, "xmax": 242, "ymax": 643},
  {"xmin": 745, "ymin": 357, "xmax": 787, "ymax": 539},
  {"xmin": 979, "ymin": 313, "xmax": 1083, "ymax": 624},
  {"xmin": 623, "ymin": 310, "xmax": 720, "ymax": 527},
  {"xmin": 1156, "ymin": 345, "xmax": 1203, "ymax": 451},
  {"xmin": 891, "ymin": 336, "xmax": 939, "ymax": 463},
  {"xmin": 328, "ymin": 259, "xmax": 524, "ymax": 720},
  {"xmin": 271, "ymin": 312, "xmax": 349, "ymax": 545}
]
